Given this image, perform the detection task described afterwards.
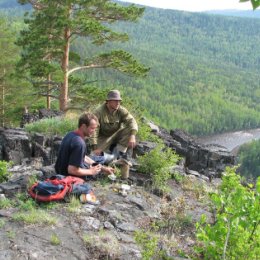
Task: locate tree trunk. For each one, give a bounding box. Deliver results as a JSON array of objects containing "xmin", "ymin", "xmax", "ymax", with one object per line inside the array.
[
  {"xmin": 47, "ymin": 74, "xmax": 51, "ymax": 109},
  {"xmin": 0, "ymin": 68, "xmax": 6, "ymax": 127},
  {"xmin": 60, "ymin": 26, "xmax": 70, "ymax": 111}
]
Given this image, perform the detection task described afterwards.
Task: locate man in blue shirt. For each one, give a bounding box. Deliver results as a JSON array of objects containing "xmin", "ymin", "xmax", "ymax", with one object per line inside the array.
[{"xmin": 55, "ymin": 112, "xmax": 114, "ymax": 178}]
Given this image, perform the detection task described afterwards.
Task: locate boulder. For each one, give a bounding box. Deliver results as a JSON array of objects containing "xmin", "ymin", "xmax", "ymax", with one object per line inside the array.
[{"xmin": 0, "ymin": 128, "xmax": 31, "ymax": 164}]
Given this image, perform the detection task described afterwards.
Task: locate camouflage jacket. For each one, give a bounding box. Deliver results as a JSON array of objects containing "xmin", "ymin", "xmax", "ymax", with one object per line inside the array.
[{"xmin": 91, "ymin": 103, "xmax": 138, "ymax": 145}]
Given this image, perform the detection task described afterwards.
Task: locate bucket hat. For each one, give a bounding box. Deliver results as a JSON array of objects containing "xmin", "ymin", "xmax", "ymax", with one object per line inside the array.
[{"xmin": 106, "ymin": 90, "xmax": 122, "ymax": 101}]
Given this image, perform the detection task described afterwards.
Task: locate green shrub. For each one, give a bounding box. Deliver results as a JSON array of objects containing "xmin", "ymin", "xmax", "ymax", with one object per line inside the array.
[
  {"xmin": 25, "ymin": 116, "xmax": 77, "ymax": 136},
  {"xmin": 196, "ymin": 167, "xmax": 260, "ymax": 260},
  {"xmin": 137, "ymin": 120, "xmax": 162, "ymax": 143},
  {"xmin": 134, "ymin": 230, "xmax": 159, "ymax": 260},
  {"xmin": 137, "ymin": 144, "xmax": 179, "ymax": 192},
  {"xmin": 0, "ymin": 161, "xmax": 12, "ymax": 183}
]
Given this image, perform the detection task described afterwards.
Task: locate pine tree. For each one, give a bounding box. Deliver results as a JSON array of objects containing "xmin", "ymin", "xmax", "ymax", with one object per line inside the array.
[
  {"xmin": 17, "ymin": 0, "xmax": 149, "ymax": 111},
  {"xmin": 0, "ymin": 18, "xmax": 20, "ymax": 126}
]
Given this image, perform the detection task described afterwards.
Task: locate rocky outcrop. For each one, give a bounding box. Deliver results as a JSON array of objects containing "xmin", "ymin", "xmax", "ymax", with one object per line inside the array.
[
  {"xmin": 0, "ymin": 126, "xmax": 235, "ymax": 178},
  {"xmin": 152, "ymin": 127, "xmax": 235, "ymax": 178},
  {"xmin": 0, "ymin": 128, "xmax": 32, "ymax": 165},
  {"xmin": 20, "ymin": 108, "xmax": 63, "ymax": 128},
  {"xmin": 0, "ymin": 128, "xmax": 62, "ymax": 166}
]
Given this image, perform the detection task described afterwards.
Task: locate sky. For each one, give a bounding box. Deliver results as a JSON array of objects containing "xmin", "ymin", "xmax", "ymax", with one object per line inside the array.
[{"xmin": 118, "ymin": 0, "xmax": 253, "ymax": 12}]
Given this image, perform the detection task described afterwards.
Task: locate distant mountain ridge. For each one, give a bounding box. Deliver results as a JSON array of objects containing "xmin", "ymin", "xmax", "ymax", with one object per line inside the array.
[{"xmin": 205, "ymin": 9, "xmax": 260, "ymax": 18}]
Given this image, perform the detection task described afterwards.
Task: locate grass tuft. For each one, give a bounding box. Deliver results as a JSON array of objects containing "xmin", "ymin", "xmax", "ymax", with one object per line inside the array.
[
  {"xmin": 25, "ymin": 116, "xmax": 77, "ymax": 136},
  {"xmin": 12, "ymin": 209, "xmax": 58, "ymax": 225}
]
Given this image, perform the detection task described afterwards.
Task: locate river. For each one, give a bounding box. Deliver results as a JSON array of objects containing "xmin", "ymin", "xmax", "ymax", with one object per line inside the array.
[{"xmin": 195, "ymin": 128, "xmax": 260, "ymax": 154}]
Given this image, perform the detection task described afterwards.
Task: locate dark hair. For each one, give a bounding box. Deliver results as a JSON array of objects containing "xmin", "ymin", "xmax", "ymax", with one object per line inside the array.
[{"xmin": 78, "ymin": 112, "xmax": 98, "ymax": 128}]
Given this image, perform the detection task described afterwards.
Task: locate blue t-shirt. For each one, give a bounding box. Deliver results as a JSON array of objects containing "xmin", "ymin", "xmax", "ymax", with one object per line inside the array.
[{"xmin": 55, "ymin": 131, "xmax": 88, "ymax": 176}]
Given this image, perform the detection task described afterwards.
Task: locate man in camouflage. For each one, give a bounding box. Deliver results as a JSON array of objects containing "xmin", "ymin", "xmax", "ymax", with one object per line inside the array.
[{"xmin": 91, "ymin": 90, "xmax": 138, "ymax": 161}]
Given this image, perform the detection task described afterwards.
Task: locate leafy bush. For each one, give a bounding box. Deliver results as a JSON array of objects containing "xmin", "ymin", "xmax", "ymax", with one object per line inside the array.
[
  {"xmin": 137, "ymin": 144, "xmax": 179, "ymax": 192},
  {"xmin": 196, "ymin": 167, "xmax": 260, "ymax": 260},
  {"xmin": 0, "ymin": 160, "xmax": 12, "ymax": 183},
  {"xmin": 137, "ymin": 120, "xmax": 162, "ymax": 143}
]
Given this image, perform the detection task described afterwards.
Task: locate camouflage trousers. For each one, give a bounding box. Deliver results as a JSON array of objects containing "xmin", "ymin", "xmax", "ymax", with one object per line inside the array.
[{"xmin": 96, "ymin": 127, "xmax": 132, "ymax": 153}]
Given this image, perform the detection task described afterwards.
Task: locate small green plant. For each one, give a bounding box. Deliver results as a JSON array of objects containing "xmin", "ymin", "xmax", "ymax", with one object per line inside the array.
[
  {"xmin": 0, "ymin": 197, "xmax": 13, "ymax": 209},
  {"xmin": 0, "ymin": 219, "xmax": 5, "ymax": 228},
  {"xmin": 15, "ymin": 192, "xmax": 28, "ymax": 202},
  {"xmin": 137, "ymin": 144, "xmax": 179, "ymax": 192},
  {"xmin": 181, "ymin": 176, "xmax": 208, "ymax": 201},
  {"xmin": 134, "ymin": 230, "xmax": 159, "ymax": 260},
  {"xmin": 18, "ymin": 198, "xmax": 38, "ymax": 211},
  {"xmin": 25, "ymin": 116, "xmax": 77, "ymax": 136},
  {"xmin": 6, "ymin": 230, "xmax": 16, "ymax": 239},
  {"xmin": 156, "ymin": 196, "xmax": 193, "ymax": 237},
  {"xmin": 27, "ymin": 174, "xmax": 38, "ymax": 189},
  {"xmin": 50, "ymin": 233, "xmax": 61, "ymax": 245},
  {"xmin": 12, "ymin": 209, "xmax": 58, "ymax": 225},
  {"xmin": 0, "ymin": 160, "xmax": 12, "ymax": 183},
  {"xmin": 137, "ymin": 120, "xmax": 162, "ymax": 143},
  {"xmin": 83, "ymin": 230, "xmax": 121, "ymax": 258},
  {"xmin": 195, "ymin": 167, "xmax": 260, "ymax": 260},
  {"xmin": 171, "ymin": 171, "xmax": 185, "ymax": 183},
  {"xmin": 15, "ymin": 192, "xmax": 59, "ymax": 211},
  {"xmin": 114, "ymin": 166, "xmax": 121, "ymax": 178},
  {"xmin": 67, "ymin": 195, "xmax": 81, "ymax": 213},
  {"xmin": 15, "ymin": 192, "xmax": 39, "ymax": 211}
]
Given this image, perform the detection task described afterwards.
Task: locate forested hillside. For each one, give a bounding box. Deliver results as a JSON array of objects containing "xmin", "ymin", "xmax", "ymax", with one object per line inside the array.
[
  {"xmin": 237, "ymin": 138, "xmax": 260, "ymax": 180},
  {"xmin": 1, "ymin": 1, "xmax": 260, "ymax": 136},
  {"xmin": 73, "ymin": 6, "xmax": 260, "ymax": 135}
]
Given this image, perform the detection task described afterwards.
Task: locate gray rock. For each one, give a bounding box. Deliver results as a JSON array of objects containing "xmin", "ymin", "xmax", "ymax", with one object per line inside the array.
[
  {"xmin": 116, "ymin": 222, "xmax": 138, "ymax": 232},
  {"xmin": 81, "ymin": 216, "xmax": 101, "ymax": 230},
  {"xmin": 103, "ymin": 221, "xmax": 114, "ymax": 229}
]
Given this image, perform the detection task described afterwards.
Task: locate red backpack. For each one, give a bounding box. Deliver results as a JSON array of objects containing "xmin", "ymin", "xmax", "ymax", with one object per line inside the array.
[{"xmin": 28, "ymin": 175, "xmax": 87, "ymax": 202}]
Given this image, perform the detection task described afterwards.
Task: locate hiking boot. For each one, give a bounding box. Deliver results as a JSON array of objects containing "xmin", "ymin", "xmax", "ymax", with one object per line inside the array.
[
  {"xmin": 103, "ymin": 152, "xmax": 116, "ymax": 165},
  {"xmin": 113, "ymin": 157, "xmax": 132, "ymax": 167},
  {"xmin": 115, "ymin": 151, "xmax": 133, "ymax": 167}
]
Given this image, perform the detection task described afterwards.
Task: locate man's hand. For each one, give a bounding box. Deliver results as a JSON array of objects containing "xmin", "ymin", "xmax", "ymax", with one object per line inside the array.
[
  {"xmin": 90, "ymin": 164, "xmax": 102, "ymax": 175},
  {"xmin": 128, "ymin": 134, "xmax": 136, "ymax": 148},
  {"xmin": 101, "ymin": 166, "xmax": 115, "ymax": 175}
]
